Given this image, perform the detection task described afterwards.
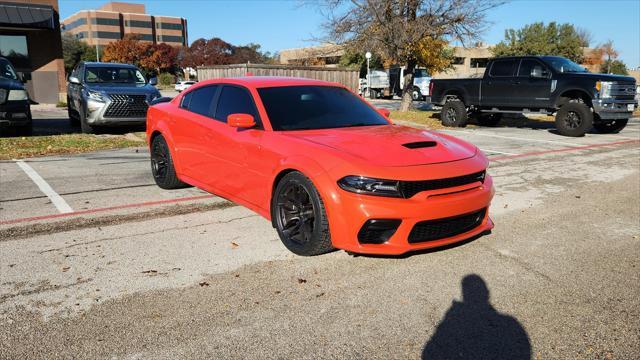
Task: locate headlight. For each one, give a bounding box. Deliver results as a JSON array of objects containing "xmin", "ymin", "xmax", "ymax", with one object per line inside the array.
[
  {"xmin": 338, "ymin": 176, "xmax": 402, "ymax": 197},
  {"xmin": 7, "ymin": 89, "xmax": 28, "ymax": 101},
  {"xmin": 87, "ymin": 90, "xmax": 106, "ymax": 102},
  {"xmin": 596, "ymin": 81, "xmax": 614, "ymax": 98}
]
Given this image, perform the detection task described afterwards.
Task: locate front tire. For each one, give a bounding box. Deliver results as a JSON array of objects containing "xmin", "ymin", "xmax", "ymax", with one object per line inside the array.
[
  {"xmin": 411, "ymin": 87, "xmax": 422, "ymax": 101},
  {"xmin": 593, "ymin": 118, "xmax": 628, "ymax": 134},
  {"xmin": 150, "ymin": 135, "xmax": 188, "ymax": 189},
  {"xmin": 555, "ymin": 103, "xmax": 593, "ymax": 137},
  {"xmin": 79, "ymin": 107, "xmax": 95, "ymax": 134},
  {"xmin": 441, "ymin": 100, "xmax": 468, "ymax": 127},
  {"xmin": 272, "ymin": 172, "xmax": 333, "ymax": 256}
]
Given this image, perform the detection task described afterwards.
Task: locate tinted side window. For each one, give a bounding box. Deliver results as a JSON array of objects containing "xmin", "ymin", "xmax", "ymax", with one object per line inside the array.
[
  {"xmin": 518, "ymin": 59, "xmax": 548, "ymax": 77},
  {"xmin": 215, "ymin": 86, "xmax": 260, "ymax": 125},
  {"xmin": 490, "ymin": 60, "xmax": 517, "ymax": 77},
  {"xmin": 180, "ymin": 91, "xmax": 192, "ymax": 109},
  {"xmin": 187, "ymin": 86, "xmax": 218, "ymax": 116}
]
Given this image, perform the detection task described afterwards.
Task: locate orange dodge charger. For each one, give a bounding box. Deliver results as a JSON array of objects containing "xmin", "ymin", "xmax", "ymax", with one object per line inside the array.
[{"xmin": 146, "ymin": 77, "xmax": 494, "ymax": 256}]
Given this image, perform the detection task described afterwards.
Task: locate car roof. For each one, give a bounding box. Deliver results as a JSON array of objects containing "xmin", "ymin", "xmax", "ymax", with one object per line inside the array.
[
  {"xmin": 193, "ymin": 76, "xmax": 345, "ymax": 89},
  {"xmin": 83, "ymin": 62, "xmax": 138, "ymax": 68}
]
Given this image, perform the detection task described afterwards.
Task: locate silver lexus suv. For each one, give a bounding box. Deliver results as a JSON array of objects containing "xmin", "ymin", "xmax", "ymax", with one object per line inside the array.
[{"xmin": 67, "ymin": 62, "xmax": 161, "ymax": 133}]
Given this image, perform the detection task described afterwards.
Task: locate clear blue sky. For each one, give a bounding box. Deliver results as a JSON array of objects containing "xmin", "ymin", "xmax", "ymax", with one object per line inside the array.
[{"xmin": 59, "ymin": 0, "xmax": 640, "ymax": 68}]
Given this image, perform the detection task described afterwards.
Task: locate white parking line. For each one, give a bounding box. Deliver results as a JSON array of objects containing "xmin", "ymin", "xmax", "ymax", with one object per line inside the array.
[
  {"xmin": 14, "ymin": 159, "xmax": 73, "ymax": 214},
  {"xmin": 445, "ymin": 130, "xmax": 583, "ymax": 147},
  {"xmin": 480, "ymin": 149, "xmax": 519, "ymax": 156}
]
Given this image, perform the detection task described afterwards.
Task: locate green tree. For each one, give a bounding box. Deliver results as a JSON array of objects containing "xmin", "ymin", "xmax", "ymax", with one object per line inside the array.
[
  {"xmin": 600, "ymin": 60, "xmax": 628, "ymax": 75},
  {"xmin": 61, "ymin": 33, "xmax": 97, "ymax": 75},
  {"xmin": 339, "ymin": 50, "xmax": 383, "ymax": 78},
  {"xmin": 492, "ymin": 22, "xmax": 584, "ymax": 63}
]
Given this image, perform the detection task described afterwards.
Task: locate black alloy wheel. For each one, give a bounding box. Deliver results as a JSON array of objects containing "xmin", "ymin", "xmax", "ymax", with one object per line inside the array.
[
  {"xmin": 554, "ymin": 102, "xmax": 592, "ymax": 137},
  {"xmin": 150, "ymin": 135, "xmax": 187, "ymax": 189},
  {"xmin": 272, "ymin": 172, "xmax": 333, "ymax": 256}
]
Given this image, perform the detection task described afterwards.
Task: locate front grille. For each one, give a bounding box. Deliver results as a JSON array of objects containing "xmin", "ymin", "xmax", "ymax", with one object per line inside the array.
[
  {"xmin": 104, "ymin": 94, "xmax": 148, "ymax": 118},
  {"xmin": 610, "ymin": 83, "xmax": 636, "ymax": 100},
  {"xmin": 399, "ymin": 171, "xmax": 485, "ymax": 198},
  {"xmin": 408, "ymin": 208, "xmax": 486, "ymax": 244}
]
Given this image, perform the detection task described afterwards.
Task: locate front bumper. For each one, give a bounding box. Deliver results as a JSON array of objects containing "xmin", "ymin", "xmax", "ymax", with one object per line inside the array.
[
  {"xmin": 593, "ymin": 98, "xmax": 637, "ymax": 120},
  {"xmin": 321, "ymin": 156, "xmax": 495, "ymax": 255},
  {"xmin": 0, "ymin": 100, "xmax": 31, "ymax": 127}
]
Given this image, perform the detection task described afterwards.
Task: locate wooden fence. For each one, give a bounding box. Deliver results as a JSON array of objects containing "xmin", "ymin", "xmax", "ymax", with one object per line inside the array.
[{"xmin": 197, "ymin": 64, "xmax": 360, "ymax": 92}]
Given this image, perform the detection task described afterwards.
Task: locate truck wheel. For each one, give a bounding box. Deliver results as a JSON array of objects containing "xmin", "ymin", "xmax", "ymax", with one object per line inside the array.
[
  {"xmin": 369, "ymin": 89, "xmax": 378, "ymax": 100},
  {"xmin": 441, "ymin": 100, "xmax": 468, "ymax": 127},
  {"xmin": 411, "ymin": 87, "xmax": 421, "ymax": 101},
  {"xmin": 555, "ymin": 103, "xmax": 592, "ymax": 137},
  {"xmin": 593, "ymin": 118, "xmax": 628, "ymax": 134},
  {"xmin": 477, "ymin": 113, "xmax": 502, "ymax": 127}
]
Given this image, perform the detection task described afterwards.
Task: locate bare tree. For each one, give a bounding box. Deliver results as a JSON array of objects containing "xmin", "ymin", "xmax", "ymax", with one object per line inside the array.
[
  {"xmin": 576, "ymin": 27, "xmax": 593, "ymax": 47},
  {"xmin": 601, "ymin": 40, "xmax": 618, "ymax": 74},
  {"xmin": 316, "ymin": 0, "xmax": 503, "ymax": 111}
]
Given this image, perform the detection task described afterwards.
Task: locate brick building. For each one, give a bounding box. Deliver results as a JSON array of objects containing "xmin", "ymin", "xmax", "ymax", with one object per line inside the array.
[
  {"xmin": 0, "ymin": 0, "xmax": 65, "ymax": 103},
  {"xmin": 61, "ymin": 1, "xmax": 188, "ymax": 53}
]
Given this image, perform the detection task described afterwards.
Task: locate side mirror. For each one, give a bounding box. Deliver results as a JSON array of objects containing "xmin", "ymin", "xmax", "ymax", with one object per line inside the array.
[
  {"xmin": 377, "ymin": 108, "xmax": 391, "ymax": 118},
  {"xmin": 68, "ymin": 76, "xmax": 81, "ymax": 85},
  {"xmin": 227, "ymin": 113, "xmax": 256, "ymax": 129},
  {"xmin": 530, "ymin": 66, "xmax": 548, "ymax": 78},
  {"xmin": 148, "ymin": 77, "xmax": 158, "ymax": 86}
]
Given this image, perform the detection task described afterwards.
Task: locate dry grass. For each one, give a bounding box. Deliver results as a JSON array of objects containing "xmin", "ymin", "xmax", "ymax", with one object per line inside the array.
[
  {"xmin": 0, "ymin": 133, "xmax": 146, "ymax": 160},
  {"xmin": 389, "ymin": 110, "xmax": 444, "ymax": 129}
]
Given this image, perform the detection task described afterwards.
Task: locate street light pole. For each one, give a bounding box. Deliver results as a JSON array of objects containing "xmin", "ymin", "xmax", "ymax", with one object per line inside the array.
[
  {"xmin": 96, "ymin": 42, "xmax": 100, "ymax": 62},
  {"xmin": 365, "ymin": 51, "xmax": 371, "ymax": 98}
]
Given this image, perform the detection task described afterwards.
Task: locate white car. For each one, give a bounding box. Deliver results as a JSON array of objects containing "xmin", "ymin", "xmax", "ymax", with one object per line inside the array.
[{"xmin": 174, "ymin": 80, "xmax": 196, "ymax": 92}]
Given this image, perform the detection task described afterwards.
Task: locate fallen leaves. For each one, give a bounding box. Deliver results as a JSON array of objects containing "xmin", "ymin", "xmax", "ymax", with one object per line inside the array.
[{"xmin": 199, "ymin": 282, "xmax": 210, "ymax": 287}]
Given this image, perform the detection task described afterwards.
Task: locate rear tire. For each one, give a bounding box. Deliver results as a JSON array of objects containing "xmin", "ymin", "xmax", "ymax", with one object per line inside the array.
[
  {"xmin": 272, "ymin": 172, "xmax": 333, "ymax": 256},
  {"xmin": 411, "ymin": 87, "xmax": 421, "ymax": 101},
  {"xmin": 150, "ymin": 135, "xmax": 188, "ymax": 189},
  {"xmin": 441, "ymin": 100, "xmax": 468, "ymax": 127},
  {"xmin": 593, "ymin": 118, "xmax": 628, "ymax": 134},
  {"xmin": 555, "ymin": 102, "xmax": 593, "ymax": 137}
]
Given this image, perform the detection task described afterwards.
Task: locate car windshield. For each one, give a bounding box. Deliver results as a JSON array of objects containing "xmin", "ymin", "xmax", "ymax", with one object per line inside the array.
[
  {"xmin": 84, "ymin": 67, "xmax": 146, "ymax": 84},
  {"xmin": 257, "ymin": 85, "xmax": 389, "ymax": 131},
  {"xmin": 542, "ymin": 57, "xmax": 589, "ymax": 73},
  {"xmin": 0, "ymin": 58, "xmax": 18, "ymax": 80}
]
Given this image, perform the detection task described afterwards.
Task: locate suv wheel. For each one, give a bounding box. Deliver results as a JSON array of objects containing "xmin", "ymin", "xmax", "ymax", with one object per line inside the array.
[
  {"xmin": 272, "ymin": 172, "xmax": 333, "ymax": 256},
  {"xmin": 555, "ymin": 102, "xmax": 593, "ymax": 137},
  {"xmin": 411, "ymin": 87, "xmax": 421, "ymax": 101},
  {"xmin": 78, "ymin": 107, "xmax": 95, "ymax": 134},
  {"xmin": 441, "ymin": 100, "xmax": 468, "ymax": 127},
  {"xmin": 67, "ymin": 98, "xmax": 80, "ymax": 126},
  {"xmin": 593, "ymin": 118, "xmax": 628, "ymax": 134}
]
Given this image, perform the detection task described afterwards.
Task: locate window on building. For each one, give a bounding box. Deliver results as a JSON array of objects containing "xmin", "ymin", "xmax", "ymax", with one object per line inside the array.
[
  {"xmin": 158, "ymin": 35, "xmax": 183, "ymax": 43},
  {"xmin": 0, "ymin": 35, "xmax": 29, "ymax": 69},
  {"xmin": 63, "ymin": 18, "xmax": 87, "ymax": 31},
  {"xmin": 160, "ymin": 22, "xmax": 183, "ymax": 30},
  {"xmin": 92, "ymin": 31, "xmax": 122, "ymax": 40},
  {"xmin": 90, "ymin": 18, "xmax": 120, "ymax": 26},
  {"xmin": 128, "ymin": 20, "xmax": 152, "ymax": 28},
  {"xmin": 470, "ymin": 58, "xmax": 489, "ymax": 68},
  {"xmin": 452, "ymin": 57, "xmax": 465, "ymax": 65}
]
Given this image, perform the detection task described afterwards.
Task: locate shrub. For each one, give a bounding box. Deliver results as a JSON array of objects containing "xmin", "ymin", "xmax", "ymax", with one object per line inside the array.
[{"xmin": 158, "ymin": 73, "xmax": 175, "ymax": 87}]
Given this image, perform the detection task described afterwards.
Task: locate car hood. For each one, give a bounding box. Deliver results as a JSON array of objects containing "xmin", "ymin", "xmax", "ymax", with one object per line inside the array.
[
  {"xmin": 561, "ymin": 72, "xmax": 636, "ymax": 83},
  {"xmin": 282, "ymin": 125, "xmax": 477, "ymax": 167},
  {"xmin": 0, "ymin": 77, "xmax": 25, "ymax": 91},
  {"xmin": 85, "ymin": 83, "xmax": 158, "ymax": 94}
]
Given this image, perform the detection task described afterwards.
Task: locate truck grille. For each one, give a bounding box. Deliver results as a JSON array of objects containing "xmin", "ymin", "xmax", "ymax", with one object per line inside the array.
[
  {"xmin": 398, "ymin": 171, "xmax": 485, "ymax": 198},
  {"xmin": 408, "ymin": 208, "xmax": 486, "ymax": 243},
  {"xmin": 610, "ymin": 83, "xmax": 636, "ymax": 100},
  {"xmin": 104, "ymin": 94, "xmax": 148, "ymax": 118}
]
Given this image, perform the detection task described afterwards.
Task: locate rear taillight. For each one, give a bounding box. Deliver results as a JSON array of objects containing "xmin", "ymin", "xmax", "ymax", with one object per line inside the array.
[{"xmin": 429, "ymin": 81, "xmax": 434, "ymax": 96}]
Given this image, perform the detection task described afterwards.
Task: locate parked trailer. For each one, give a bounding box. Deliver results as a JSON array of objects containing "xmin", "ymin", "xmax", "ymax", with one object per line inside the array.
[{"xmin": 197, "ymin": 64, "xmax": 359, "ymax": 93}]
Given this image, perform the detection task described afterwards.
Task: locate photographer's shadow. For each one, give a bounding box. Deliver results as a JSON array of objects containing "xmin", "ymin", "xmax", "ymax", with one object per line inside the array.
[{"xmin": 422, "ymin": 274, "xmax": 531, "ymax": 360}]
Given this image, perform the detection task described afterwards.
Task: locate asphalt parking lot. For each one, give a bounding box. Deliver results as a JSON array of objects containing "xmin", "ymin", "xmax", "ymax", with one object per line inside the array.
[{"xmin": 1, "ymin": 105, "xmax": 639, "ymax": 359}]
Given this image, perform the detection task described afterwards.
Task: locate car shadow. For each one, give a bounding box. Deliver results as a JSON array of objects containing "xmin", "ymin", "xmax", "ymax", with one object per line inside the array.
[
  {"xmin": 421, "ymin": 274, "xmax": 532, "ymax": 360},
  {"xmin": 1, "ymin": 117, "xmax": 146, "ymax": 137}
]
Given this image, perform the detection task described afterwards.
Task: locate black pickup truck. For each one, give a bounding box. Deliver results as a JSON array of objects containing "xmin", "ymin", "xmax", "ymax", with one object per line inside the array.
[{"xmin": 430, "ymin": 56, "xmax": 638, "ymax": 137}]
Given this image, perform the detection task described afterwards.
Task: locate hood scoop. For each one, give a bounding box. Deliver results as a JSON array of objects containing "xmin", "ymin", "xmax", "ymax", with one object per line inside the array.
[{"xmin": 402, "ymin": 141, "xmax": 437, "ymax": 149}]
